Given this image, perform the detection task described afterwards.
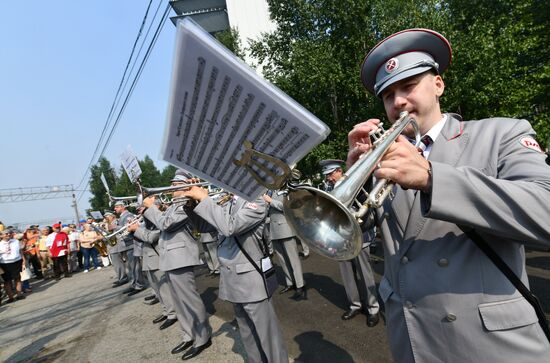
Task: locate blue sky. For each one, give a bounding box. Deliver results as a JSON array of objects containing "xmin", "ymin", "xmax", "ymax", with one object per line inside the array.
[{"xmin": 1, "ymin": 1, "xmax": 178, "ymax": 226}]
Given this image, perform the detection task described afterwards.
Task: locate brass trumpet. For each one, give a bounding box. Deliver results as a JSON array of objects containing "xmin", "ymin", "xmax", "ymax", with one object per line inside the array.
[
  {"xmin": 137, "ymin": 182, "xmax": 211, "ymax": 205},
  {"xmin": 108, "ymin": 195, "xmax": 138, "ymax": 207},
  {"xmin": 282, "ymin": 112, "xmax": 420, "ymax": 261}
]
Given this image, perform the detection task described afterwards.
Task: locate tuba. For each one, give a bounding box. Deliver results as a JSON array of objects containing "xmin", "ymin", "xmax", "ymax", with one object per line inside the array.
[
  {"xmin": 94, "ymin": 239, "xmax": 109, "ymax": 257},
  {"xmin": 282, "ymin": 112, "xmax": 420, "ymax": 260},
  {"xmin": 91, "ymin": 222, "xmax": 118, "ymax": 247}
]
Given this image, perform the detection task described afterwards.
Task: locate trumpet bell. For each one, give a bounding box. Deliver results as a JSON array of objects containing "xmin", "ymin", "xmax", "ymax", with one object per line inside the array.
[{"xmin": 283, "ymin": 186, "xmax": 363, "ymax": 260}]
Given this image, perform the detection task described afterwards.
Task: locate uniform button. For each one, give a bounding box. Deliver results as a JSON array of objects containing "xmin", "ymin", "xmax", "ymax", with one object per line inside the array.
[
  {"xmin": 438, "ymin": 258, "xmax": 449, "ymax": 267},
  {"xmin": 384, "ymin": 212, "xmax": 391, "ymax": 220},
  {"xmin": 401, "ymin": 256, "xmax": 409, "ymax": 265},
  {"xmin": 446, "ymin": 313, "xmax": 457, "ymax": 322},
  {"xmin": 405, "ymin": 301, "xmax": 414, "ymax": 309}
]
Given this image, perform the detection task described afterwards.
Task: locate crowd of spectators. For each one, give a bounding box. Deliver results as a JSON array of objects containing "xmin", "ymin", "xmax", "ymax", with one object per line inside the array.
[{"xmin": 0, "ymin": 220, "xmax": 106, "ymax": 306}]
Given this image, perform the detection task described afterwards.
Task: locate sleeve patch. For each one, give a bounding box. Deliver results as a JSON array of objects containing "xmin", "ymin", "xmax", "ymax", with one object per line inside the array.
[
  {"xmin": 245, "ymin": 202, "xmax": 258, "ymax": 210},
  {"xmin": 520, "ymin": 137, "xmax": 542, "ymax": 152}
]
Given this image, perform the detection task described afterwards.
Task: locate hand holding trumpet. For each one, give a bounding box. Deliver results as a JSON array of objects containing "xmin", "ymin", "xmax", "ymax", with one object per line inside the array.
[
  {"xmin": 181, "ymin": 178, "xmax": 209, "ymax": 202},
  {"xmin": 347, "ymin": 118, "xmax": 432, "ymax": 193}
]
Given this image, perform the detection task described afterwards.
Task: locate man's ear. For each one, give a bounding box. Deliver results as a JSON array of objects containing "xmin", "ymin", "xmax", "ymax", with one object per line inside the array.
[{"xmin": 434, "ymin": 74, "xmax": 445, "ymax": 97}]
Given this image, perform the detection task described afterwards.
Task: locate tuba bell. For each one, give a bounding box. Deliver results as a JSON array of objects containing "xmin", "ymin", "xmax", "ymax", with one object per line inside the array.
[
  {"xmin": 282, "ymin": 112, "xmax": 420, "ymax": 260},
  {"xmin": 94, "ymin": 239, "xmax": 109, "ymax": 257}
]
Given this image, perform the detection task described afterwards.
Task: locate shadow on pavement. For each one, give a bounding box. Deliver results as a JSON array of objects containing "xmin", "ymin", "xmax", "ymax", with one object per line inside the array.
[
  {"xmin": 4, "ymin": 322, "xmax": 79, "ymax": 363},
  {"xmin": 294, "ymin": 331, "xmax": 355, "ymax": 363},
  {"xmin": 212, "ymin": 319, "xmax": 247, "ymax": 361},
  {"xmin": 201, "ymin": 286, "xmax": 219, "ymax": 315},
  {"xmin": 302, "ymin": 272, "xmax": 348, "ymax": 311}
]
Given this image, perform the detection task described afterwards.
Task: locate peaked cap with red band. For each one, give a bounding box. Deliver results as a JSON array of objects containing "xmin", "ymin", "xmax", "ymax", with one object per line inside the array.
[{"xmin": 360, "ymin": 29, "xmax": 452, "ymax": 97}]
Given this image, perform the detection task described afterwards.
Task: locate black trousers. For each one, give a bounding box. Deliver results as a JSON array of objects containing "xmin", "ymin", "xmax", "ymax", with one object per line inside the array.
[
  {"xmin": 52, "ymin": 255, "xmax": 70, "ymax": 278},
  {"xmin": 27, "ymin": 254, "xmax": 43, "ymax": 278}
]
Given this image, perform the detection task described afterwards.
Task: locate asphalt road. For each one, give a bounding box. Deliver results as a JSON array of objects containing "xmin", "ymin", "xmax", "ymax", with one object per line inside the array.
[{"xmin": 1, "ymin": 246, "xmax": 549, "ymax": 363}]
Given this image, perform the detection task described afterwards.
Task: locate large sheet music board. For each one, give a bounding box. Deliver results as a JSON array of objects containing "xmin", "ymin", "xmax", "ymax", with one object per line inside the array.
[{"xmin": 159, "ymin": 18, "xmax": 330, "ymax": 201}]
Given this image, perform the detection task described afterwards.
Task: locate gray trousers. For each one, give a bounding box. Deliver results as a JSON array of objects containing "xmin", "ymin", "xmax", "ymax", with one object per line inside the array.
[
  {"xmin": 339, "ymin": 247, "xmax": 379, "ymax": 315},
  {"xmin": 273, "ymin": 237, "xmax": 304, "ymax": 288},
  {"xmin": 166, "ymin": 267, "xmax": 211, "ymax": 346},
  {"xmin": 131, "ymin": 256, "xmax": 146, "ymax": 290},
  {"xmin": 110, "ymin": 250, "xmax": 132, "ymax": 282},
  {"xmin": 203, "ymin": 242, "xmax": 220, "ymax": 272},
  {"xmin": 147, "ymin": 269, "xmax": 176, "ymax": 319},
  {"xmin": 234, "ymin": 299, "xmax": 289, "ymax": 363}
]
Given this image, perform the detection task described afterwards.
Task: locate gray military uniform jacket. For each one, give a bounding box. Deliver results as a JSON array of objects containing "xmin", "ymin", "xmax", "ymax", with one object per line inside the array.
[
  {"xmin": 378, "ymin": 115, "xmax": 550, "ymax": 362},
  {"xmin": 193, "ymin": 196, "xmax": 269, "ymax": 304},
  {"xmin": 133, "ymin": 221, "xmax": 160, "ymax": 271},
  {"xmin": 268, "ymin": 192, "xmax": 295, "ymax": 240},
  {"xmin": 144, "ymin": 204, "xmax": 201, "ymax": 272},
  {"xmin": 110, "ymin": 210, "xmax": 135, "ymax": 253}
]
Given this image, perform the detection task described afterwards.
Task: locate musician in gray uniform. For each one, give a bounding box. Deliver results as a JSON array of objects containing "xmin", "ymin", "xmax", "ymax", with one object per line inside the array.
[
  {"xmin": 320, "ymin": 159, "xmax": 380, "ymax": 326},
  {"xmin": 184, "ymin": 185, "xmax": 289, "ymax": 363},
  {"xmin": 263, "ymin": 190, "xmax": 306, "ymax": 300},
  {"xmin": 113, "ymin": 202, "xmax": 145, "ymax": 296},
  {"xmin": 128, "ymin": 210, "xmax": 177, "ymax": 330},
  {"xmin": 199, "ymin": 231, "xmax": 220, "ymax": 275},
  {"xmin": 109, "ymin": 205, "xmax": 132, "ymax": 287},
  {"xmin": 142, "ymin": 171, "xmax": 212, "ymax": 360},
  {"xmin": 347, "ymin": 28, "xmax": 550, "ymax": 362}
]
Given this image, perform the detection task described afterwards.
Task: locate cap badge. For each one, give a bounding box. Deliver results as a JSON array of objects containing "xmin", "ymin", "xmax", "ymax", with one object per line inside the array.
[{"xmin": 385, "ymin": 58, "xmax": 399, "ymax": 73}]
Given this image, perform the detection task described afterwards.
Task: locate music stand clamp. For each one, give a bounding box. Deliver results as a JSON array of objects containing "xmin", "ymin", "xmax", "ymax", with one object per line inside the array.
[{"xmin": 233, "ymin": 140, "xmax": 292, "ymax": 190}]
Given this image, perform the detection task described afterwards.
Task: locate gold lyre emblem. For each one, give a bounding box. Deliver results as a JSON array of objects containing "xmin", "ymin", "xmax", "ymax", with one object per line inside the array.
[{"xmin": 233, "ymin": 140, "xmax": 291, "ymax": 190}]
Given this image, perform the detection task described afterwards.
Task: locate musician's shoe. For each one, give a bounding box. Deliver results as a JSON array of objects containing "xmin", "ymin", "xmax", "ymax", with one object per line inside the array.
[
  {"xmin": 153, "ymin": 315, "xmax": 167, "ymax": 324},
  {"xmin": 341, "ymin": 309, "xmax": 361, "ymax": 320},
  {"xmin": 145, "ymin": 297, "xmax": 159, "ymax": 305},
  {"xmin": 122, "ymin": 287, "xmax": 134, "ymax": 294},
  {"xmin": 171, "ymin": 340, "xmax": 193, "ymax": 354},
  {"xmin": 279, "ymin": 285, "xmax": 295, "ymax": 294},
  {"xmin": 144, "ymin": 295, "xmax": 156, "ymax": 301},
  {"xmin": 291, "ymin": 287, "xmax": 307, "ymax": 301},
  {"xmin": 126, "ymin": 288, "xmax": 144, "ymax": 297},
  {"xmin": 159, "ymin": 318, "xmax": 178, "ymax": 330},
  {"xmin": 367, "ymin": 312, "xmax": 380, "ymax": 327},
  {"xmin": 181, "ymin": 339, "xmax": 212, "ymax": 360},
  {"xmin": 112, "ymin": 279, "xmax": 129, "ymax": 288}
]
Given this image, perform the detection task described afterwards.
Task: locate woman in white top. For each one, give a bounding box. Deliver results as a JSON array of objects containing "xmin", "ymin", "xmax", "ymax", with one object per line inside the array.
[{"xmin": 0, "ymin": 230, "xmax": 26, "ymax": 302}]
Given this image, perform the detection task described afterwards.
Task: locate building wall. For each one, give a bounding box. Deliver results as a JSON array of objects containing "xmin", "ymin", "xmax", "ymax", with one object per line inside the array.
[{"xmin": 226, "ymin": 0, "xmax": 276, "ymax": 45}]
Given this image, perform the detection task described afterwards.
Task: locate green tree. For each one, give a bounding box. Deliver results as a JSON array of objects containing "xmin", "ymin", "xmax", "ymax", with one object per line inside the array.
[
  {"xmin": 138, "ymin": 155, "xmax": 162, "ymax": 187},
  {"xmin": 113, "ymin": 165, "xmax": 136, "ymax": 199},
  {"xmin": 88, "ymin": 157, "xmax": 116, "ymax": 213},
  {"xmin": 160, "ymin": 164, "xmax": 178, "ymax": 186},
  {"xmin": 250, "ymin": 0, "xmax": 550, "ymax": 178},
  {"xmin": 215, "ymin": 27, "xmax": 244, "ymax": 59}
]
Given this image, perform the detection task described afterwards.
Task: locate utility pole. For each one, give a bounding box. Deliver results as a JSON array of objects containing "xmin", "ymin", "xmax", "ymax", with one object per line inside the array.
[{"xmin": 71, "ymin": 185, "xmax": 81, "ymax": 225}]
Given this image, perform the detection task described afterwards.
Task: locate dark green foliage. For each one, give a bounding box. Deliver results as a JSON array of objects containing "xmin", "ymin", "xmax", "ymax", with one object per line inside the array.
[{"xmin": 250, "ymin": 0, "xmax": 550, "ymax": 177}]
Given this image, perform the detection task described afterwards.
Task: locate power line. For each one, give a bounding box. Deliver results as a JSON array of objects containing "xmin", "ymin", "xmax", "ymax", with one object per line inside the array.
[
  {"xmin": 77, "ymin": 2, "xmax": 172, "ymax": 203},
  {"xmin": 75, "ymin": 0, "xmax": 157, "ymax": 193}
]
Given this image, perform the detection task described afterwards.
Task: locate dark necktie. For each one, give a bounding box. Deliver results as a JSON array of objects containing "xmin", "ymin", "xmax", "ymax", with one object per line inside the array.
[{"xmin": 417, "ymin": 135, "xmax": 433, "ymax": 158}]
